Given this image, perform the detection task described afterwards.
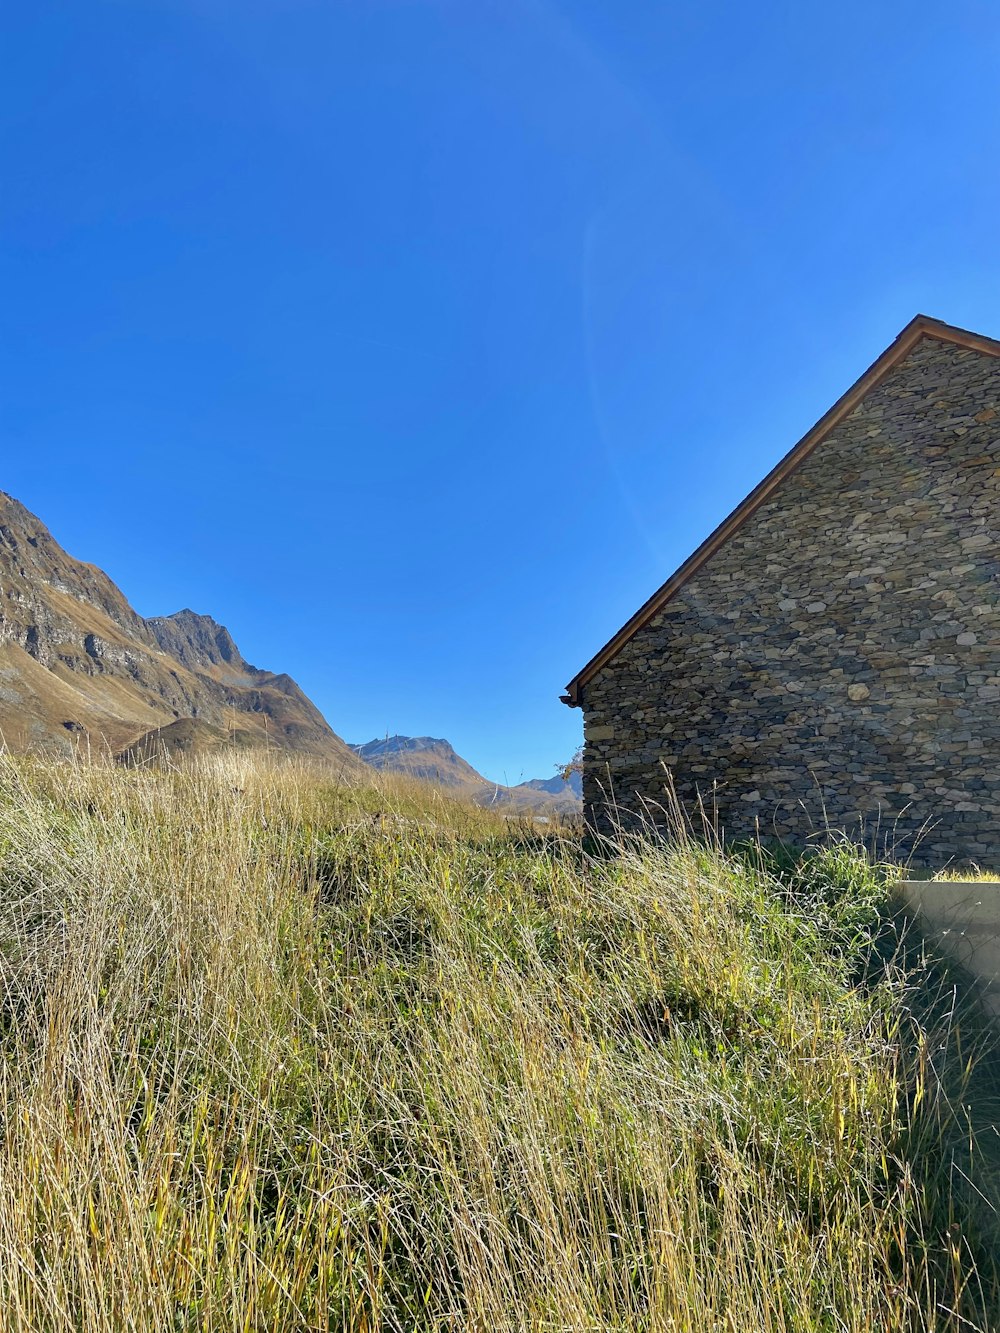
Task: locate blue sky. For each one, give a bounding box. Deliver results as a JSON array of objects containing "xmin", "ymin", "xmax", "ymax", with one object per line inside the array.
[{"xmin": 4, "ymin": 2, "xmax": 1000, "ymax": 783}]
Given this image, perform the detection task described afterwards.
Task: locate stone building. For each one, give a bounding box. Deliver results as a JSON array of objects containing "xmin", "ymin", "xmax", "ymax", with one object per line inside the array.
[{"xmin": 563, "ymin": 316, "xmax": 1000, "ymax": 867}]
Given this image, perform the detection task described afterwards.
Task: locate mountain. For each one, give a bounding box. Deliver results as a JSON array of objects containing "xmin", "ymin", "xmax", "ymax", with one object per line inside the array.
[
  {"xmin": 350, "ymin": 736, "xmax": 485, "ymax": 789},
  {"xmin": 350, "ymin": 735, "xmax": 582, "ymax": 816},
  {"xmin": 514, "ymin": 771, "xmax": 583, "ymax": 799},
  {"xmin": 0, "ymin": 490, "xmax": 359, "ymax": 767}
]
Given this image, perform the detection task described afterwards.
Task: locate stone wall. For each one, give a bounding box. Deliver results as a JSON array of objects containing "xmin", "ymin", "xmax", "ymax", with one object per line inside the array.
[{"xmin": 579, "ymin": 338, "xmax": 1000, "ymax": 867}]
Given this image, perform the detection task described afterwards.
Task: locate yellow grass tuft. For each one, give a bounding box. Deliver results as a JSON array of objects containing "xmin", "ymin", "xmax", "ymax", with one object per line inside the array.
[{"xmin": 0, "ymin": 751, "xmax": 994, "ymax": 1330}]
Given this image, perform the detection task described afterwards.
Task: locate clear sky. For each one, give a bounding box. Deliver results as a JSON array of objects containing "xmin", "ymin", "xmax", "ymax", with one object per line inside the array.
[{"xmin": 4, "ymin": 2, "xmax": 1000, "ymax": 784}]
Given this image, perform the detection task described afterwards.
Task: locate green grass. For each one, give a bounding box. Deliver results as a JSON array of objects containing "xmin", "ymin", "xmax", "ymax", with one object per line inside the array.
[{"xmin": 0, "ymin": 751, "xmax": 996, "ymax": 1330}]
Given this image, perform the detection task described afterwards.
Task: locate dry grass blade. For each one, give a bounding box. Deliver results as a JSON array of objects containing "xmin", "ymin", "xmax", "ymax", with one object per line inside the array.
[{"xmin": 0, "ymin": 751, "xmax": 993, "ymax": 1330}]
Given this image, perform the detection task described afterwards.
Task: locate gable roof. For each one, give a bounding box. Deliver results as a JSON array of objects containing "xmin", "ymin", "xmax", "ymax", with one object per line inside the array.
[{"xmin": 563, "ymin": 314, "xmax": 1000, "ymax": 708}]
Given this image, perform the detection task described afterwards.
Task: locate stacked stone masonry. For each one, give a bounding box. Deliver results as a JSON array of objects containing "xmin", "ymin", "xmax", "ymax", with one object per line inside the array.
[{"xmin": 579, "ymin": 338, "xmax": 1000, "ymax": 866}]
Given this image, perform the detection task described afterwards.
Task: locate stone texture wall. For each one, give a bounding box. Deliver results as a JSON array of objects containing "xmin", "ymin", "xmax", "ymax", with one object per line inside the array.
[{"xmin": 579, "ymin": 338, "xmax": 1000, "ymax": 867}]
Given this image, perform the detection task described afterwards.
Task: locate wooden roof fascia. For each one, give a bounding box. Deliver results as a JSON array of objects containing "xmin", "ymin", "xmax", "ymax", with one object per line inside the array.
[{"xmin": 563, "ymin": 315, "xmax": 1000, "ymax": 707}]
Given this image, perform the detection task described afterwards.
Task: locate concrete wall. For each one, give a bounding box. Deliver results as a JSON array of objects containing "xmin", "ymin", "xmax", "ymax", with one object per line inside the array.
[
  {"xmin": 899, "ymin": 880, "xmax": 1000, "ymax": 1016},
  {"xmin": 580, "ymin": 337, "xmax": 1000, "ymax": 867}
]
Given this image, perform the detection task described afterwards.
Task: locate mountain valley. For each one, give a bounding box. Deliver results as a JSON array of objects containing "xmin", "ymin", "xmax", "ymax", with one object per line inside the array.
[
  {"xmin": 351, "ymin": 734, "xmax": 582, "ymax": 815},
  {"xmin": 0, "ymin": 491, "xmax": 578, "ymax": 812}
]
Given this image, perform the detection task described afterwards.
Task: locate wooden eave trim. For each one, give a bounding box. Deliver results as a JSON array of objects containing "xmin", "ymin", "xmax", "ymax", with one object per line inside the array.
[{"xmin": 563, "ymin": 315, "xmax": 1000, "ymax": 707}]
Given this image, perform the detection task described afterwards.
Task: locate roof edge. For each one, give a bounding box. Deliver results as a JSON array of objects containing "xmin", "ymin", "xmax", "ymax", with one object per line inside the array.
[{"xmin": 563, "ymin": 315, "xmax": 1000, "ymax": 707}]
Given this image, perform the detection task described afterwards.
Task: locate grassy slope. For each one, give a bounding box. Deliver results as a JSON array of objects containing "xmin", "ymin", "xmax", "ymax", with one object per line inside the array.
[{"xmin": 0, "ymin": 754, "xmax": 996, "ymax": 1331}]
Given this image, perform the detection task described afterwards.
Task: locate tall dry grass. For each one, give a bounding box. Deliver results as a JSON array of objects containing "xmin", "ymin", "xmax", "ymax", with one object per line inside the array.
[{"xmin": 0, "ymin": 750, "xmax": 994, "ymax": 1330}]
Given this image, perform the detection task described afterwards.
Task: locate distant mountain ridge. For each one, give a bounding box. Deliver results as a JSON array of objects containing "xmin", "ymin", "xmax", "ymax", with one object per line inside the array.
[
  {"xmin": 350, "ymin": 735, "xmax": 582, "ymax": 815},
  {"xmin": 351, "ymin": 736, "xmax": 484, "ymax": 788},
  {"xmin": 515, "ymin": 771, "xmax": 583, "ymax": 799},
  {"xmin": 0, "ymin": 489, "xmax": 359, "ymax": 767}
]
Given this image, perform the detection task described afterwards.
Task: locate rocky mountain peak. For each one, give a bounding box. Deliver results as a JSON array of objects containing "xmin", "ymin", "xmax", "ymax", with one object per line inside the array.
[
  {"xmin": 515, "ymin": 771, "xmax": 583, "ymax": 799},
  {"xmin": 147, "ymin": 609, "xmax": 255, "ymax": 676},
  {"xmin": 350, "ymin": 735, "xmax": 481, "ymax": 787}
]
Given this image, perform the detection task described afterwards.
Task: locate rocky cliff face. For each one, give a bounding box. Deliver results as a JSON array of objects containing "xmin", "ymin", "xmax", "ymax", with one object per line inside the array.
[
  {"xmin": 0, "ymin": 490, "xmax": 358, "ymax": 766},
  {"xmin": 147, "ymin": 610, "xmax": 252, "ymax": 677}
]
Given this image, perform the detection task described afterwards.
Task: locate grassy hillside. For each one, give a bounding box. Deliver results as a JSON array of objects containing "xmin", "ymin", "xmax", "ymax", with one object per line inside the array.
[{"xmin": 0, "ymin": 753, "xmax": 996, "ymax": 1330}]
